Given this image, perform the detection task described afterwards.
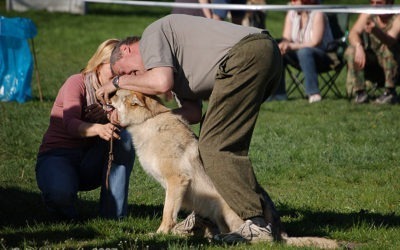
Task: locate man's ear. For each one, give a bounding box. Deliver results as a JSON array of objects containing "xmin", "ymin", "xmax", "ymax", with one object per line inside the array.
[
  {"xmin": 121, "ymin": 44, "xmax": 130, "ymax": 54},
  {"xmin": 131, "ymin": 94, "xmax": 145, "ymax": 107}
]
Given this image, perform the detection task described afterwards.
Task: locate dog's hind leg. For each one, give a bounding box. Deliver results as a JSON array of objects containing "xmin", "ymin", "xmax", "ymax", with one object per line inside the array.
[
  {"xmin": 190, "ymin": 177, "xmax": 244, "ymax": 233},
  {"xmin": 156, "ymin": 174, "xmax": 191, "ymax": 234}
]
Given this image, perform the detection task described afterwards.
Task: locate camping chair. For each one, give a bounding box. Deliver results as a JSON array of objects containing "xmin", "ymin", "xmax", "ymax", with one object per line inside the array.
[{"xmin": 285, "ymin": 13, "xmax": 349, "ymax": 99}]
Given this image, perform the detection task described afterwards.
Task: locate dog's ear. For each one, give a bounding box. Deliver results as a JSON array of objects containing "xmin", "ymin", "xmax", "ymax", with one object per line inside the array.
[
  {"xmin": 145, "ymin": 95, "xmax": 170, "ymax": 116},
  {"xmin": 131, "ymin": 94, "xmax": 145, "ymax": 107}
]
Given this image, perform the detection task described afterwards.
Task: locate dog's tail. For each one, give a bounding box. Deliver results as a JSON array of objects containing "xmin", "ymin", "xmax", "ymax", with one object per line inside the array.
[{"xmin": 282, "ymin": 235, "xmax": 340, "ymax": 249}]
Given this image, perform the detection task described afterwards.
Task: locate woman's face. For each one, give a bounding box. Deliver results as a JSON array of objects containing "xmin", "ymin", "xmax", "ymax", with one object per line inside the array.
[{"xmin": 97, "ymin": 63, "xmax": 113, "ymax": 86}]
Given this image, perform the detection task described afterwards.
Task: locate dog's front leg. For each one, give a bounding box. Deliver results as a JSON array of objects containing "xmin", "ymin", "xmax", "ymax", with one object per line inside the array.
[{"xmin": 157, "ymin": 174, "xmax": 191, "ymax": 234}]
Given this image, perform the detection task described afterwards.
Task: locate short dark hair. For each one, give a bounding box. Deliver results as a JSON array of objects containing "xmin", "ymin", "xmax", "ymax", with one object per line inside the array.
[{"xmin": 110, "ymin": 36, "xmax": 141, "ymax": 74}]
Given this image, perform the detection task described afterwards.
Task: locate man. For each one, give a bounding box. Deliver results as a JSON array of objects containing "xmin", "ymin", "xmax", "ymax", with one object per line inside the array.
[
  {"xmin": 96, "ymin": 14, "xmax": 282, "ymax": 243},
  {"xmin": 345, "ymin": 0, "xmax": 400, "ymax": 104}
]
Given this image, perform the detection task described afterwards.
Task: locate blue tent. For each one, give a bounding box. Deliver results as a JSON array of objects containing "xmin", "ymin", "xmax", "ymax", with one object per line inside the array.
[{"xmin": 0, "ymin": 16, "xmax": 38, "ymax": 103}]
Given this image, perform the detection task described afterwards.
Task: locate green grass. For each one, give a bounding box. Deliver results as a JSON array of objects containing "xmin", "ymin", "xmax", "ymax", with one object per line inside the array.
[{"xmin": 1, "ymin": 0, "xmax": 400, "ymax": 249}]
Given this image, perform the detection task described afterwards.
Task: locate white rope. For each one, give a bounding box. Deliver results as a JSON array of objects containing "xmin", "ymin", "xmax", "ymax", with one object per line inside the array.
[{"xmin": 84, "ymin": 0, "xmax": 400, "ymax": 14}]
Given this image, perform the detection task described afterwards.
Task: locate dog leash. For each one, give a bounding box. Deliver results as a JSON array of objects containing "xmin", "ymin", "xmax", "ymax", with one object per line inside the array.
[{"xmin": 105, "ymin": 127, "xmax": 115, "ymax": 190}]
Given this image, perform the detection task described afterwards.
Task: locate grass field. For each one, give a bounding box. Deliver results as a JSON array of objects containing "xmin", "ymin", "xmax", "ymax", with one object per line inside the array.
[{"xmin": 1, "ymin": 0, "xmax": 399, "ymax": 249}]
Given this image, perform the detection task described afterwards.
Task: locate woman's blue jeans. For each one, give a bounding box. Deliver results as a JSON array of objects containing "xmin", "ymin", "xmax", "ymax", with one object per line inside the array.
[
  {"xmin": 36, "ymin": 129, "xmax": 135, "ymax": 220},
  {"xmin": 277, "ymin": 47, "xmax": 333, "ymax": 96}
]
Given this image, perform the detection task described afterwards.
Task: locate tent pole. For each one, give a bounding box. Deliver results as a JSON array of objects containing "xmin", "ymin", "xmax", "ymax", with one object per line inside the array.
[{"xmin": 30, "ymin": 38, "xmax": 43, "ymax": 102}]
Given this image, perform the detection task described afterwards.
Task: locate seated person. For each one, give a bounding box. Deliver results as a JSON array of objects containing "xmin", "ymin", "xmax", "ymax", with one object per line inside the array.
[
  {"xmin": 344, "ymin": 0, "xmax": 400, "ymax": 104},
  {"xmin": 210, "ymin": 0, "xmax": 247, "ymax": 24},
  {"xmin": 273, "ymin": 0, "xmax": 334, "ymax": 103}
]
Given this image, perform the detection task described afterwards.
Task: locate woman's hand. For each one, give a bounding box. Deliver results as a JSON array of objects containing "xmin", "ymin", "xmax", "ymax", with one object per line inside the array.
[
  {"xmin": 95, "ymin": 123, "xmax": 121, "ymax": 141},
  {"xmin": 279, "ymin": 39, "xmax": 293, "ymax": 55},
  {"xmin": 85, "ymin": 103, "xmax": 108, "ymax": 123},
  {"xmin": 107, "ymin": 109, "xmax": 120, "ymax": 125}
]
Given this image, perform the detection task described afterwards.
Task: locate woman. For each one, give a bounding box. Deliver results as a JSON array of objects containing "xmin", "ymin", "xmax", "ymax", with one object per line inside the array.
[
  {"xmin": 275, "ymin": 0, "xmax": 334, "ymax": 103},
  {"xmin": 36, "ymin": 39, "xmax": 135, "ymax": 220}
]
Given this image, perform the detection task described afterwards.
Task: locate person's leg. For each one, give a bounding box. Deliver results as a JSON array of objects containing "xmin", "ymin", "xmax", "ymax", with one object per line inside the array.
[
  {"xmin": 296, "ymin": 47, "xmax": 332, "ymax": 97},
  {"xmin": 100, "ymin": 129, "xmax": 135, "ymax": 219},
  {"xmin": 230, "ymin": 0, "xmax": 247, "ymax": 25},
  {"xmin": 199, "ymin": 34, "xmax": 281, "ymax": 222},
  {"xmin": 80, "ymin": 130, "xmax": 135, "ymax": 219},
  {"xmin": 211, "ymin": 0, "xmax": 229, "ymax": 20},
  {"xmin": 36, "ymin": 149, "xmax": 81, "ymax": 220},
  {"xmin": 375, "ymin": 44, "xmax": 399, "ymax": 104},
  {"xmin": 344, "ymin": 46, "xmax": 367, "ymax": 93},
  {"xmin": 377, "ymin": 44, "xmax": 398, "ymax": 89}
]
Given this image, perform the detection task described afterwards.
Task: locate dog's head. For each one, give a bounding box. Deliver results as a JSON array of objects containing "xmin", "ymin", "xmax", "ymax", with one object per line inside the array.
[{"xmin": 110, "ymin": 89, "xmax": 170, "ymax": 127}]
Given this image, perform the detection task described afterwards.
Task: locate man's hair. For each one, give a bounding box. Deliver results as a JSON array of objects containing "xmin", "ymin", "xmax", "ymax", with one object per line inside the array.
[{"xmin": 110, "ymin": 36, "xmax": 141, "ymax": 74}]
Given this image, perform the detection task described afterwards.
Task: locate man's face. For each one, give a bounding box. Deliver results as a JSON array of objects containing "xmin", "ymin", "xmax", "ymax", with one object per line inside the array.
[{"xmin": 112, "ymin": 46, "xmax": 145, "ymax": 77}]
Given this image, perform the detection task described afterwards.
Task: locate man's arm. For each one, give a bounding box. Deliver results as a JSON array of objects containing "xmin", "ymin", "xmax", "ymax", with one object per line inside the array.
[
  {"xmin": 371, "ymin": 15, "xmax": 400, "ymax": 47},
  {"xmin": 97, "ymin": 66, "xmax": 174, "ymax": 104},
  {"xmin": 348, "ymin": 13, "xmax": 369, "ymax": 47}
]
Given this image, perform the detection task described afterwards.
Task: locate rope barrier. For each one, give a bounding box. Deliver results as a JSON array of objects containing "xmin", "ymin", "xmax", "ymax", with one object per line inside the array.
[{"xmin": 84, "ymin": 0, "xmax": 400, "ymax": 14}]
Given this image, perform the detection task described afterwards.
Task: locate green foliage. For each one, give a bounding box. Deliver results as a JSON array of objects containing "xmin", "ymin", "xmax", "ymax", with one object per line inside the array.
[{"xmin": 0, "ymin": 0, "xmax": 399, "ymax": 249}]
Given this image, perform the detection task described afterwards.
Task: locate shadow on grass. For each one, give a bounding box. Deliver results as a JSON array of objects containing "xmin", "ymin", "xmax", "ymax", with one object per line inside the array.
[
  {"xmin": 278, "ymin": 204, "xmax": 400, "ymax": 237},
  {"xmin": 0, "ymin": 186, "xmax": 165, "ymax": 227},
  {"xmin": 1, "ymin": 187, "xmax": 399, "ymax": 247}
]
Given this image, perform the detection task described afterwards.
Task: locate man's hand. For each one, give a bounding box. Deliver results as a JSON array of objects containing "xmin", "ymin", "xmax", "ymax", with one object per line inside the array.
[
  {"xmin": 364, "ymin": 18, "xmax": 376, "ymax": 34},
  {"xmin": 96, "ymin": 82, "xmax": 117, "ymax": 104},
  {"xmin": 354, "ymin": 44, "xmax": 366, "ymax": 70}
]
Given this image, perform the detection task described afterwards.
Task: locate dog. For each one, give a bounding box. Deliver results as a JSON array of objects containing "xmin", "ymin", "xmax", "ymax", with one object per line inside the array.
[
  {"xmin": 110, "ymin": 89, "xmax": 244, "ymax": 234},
  {"xmin": 110, "ymin": 89, "xmax": 344, "ymax": 248}
]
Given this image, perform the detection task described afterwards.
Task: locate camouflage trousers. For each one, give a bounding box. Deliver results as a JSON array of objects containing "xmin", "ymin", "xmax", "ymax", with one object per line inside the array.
[{"xmin": 344, "ymin": 43, "xmax": 400, "ymax": 94}]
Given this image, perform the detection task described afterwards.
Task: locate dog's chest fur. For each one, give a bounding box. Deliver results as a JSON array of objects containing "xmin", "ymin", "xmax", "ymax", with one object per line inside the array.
[{"xmin": 126, "ymin": 112, "xmax": 198, "ymax": 188}]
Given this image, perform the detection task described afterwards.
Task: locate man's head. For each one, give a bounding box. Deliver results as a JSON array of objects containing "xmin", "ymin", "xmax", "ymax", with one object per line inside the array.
[{"xmin": 110, "ymin": 36, "xmax": 142, "ymax": 76}]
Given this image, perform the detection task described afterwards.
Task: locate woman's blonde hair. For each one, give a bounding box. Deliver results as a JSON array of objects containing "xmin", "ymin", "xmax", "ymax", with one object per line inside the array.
[
  {"xmin": 82, "ymin": 38, "xmax": 119, "ymax": 105},
  {"xmin": 82, "ymin": 38, "xmax": 119, "ymax": 75}
]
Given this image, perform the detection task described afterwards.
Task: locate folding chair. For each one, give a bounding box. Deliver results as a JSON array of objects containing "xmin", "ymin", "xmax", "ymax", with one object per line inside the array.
[{"xmin": 286, "ymin": 13, "xmax": 349, "ymax": 99}]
